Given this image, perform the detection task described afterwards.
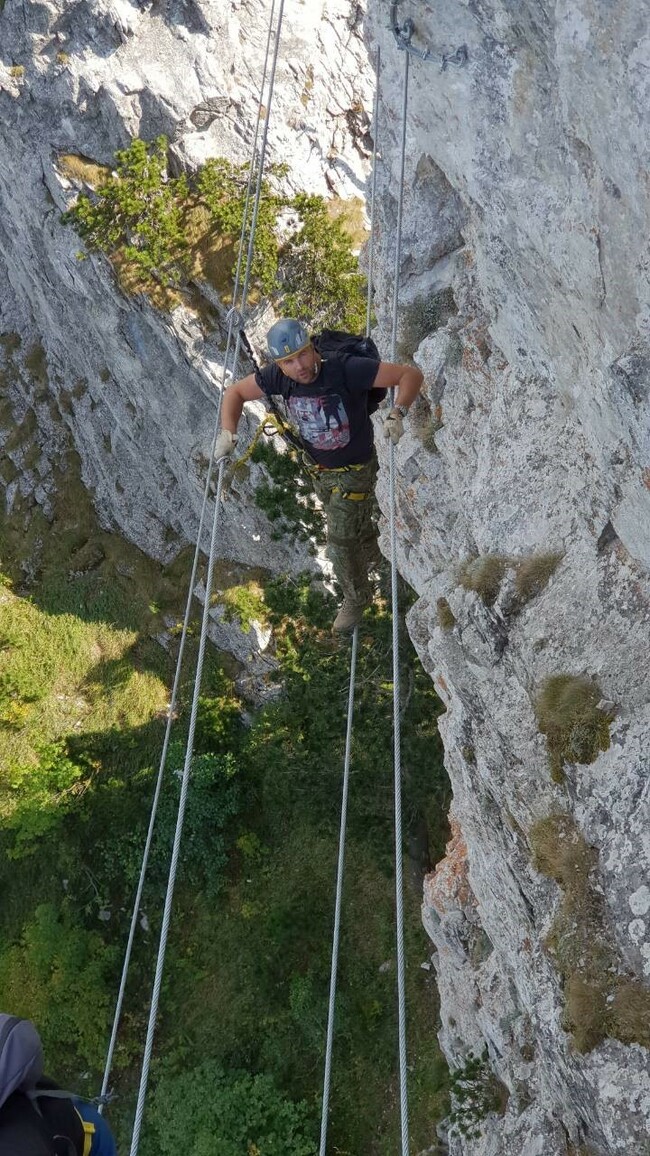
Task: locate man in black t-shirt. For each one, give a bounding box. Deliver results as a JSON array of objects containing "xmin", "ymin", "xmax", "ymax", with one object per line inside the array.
[{"xmin": 216, "ymin": 319, "xmax": 423, "ymax": 631}]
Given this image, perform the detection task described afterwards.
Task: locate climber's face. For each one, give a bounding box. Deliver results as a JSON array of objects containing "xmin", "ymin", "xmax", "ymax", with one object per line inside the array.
[{"xmin": 276, "ymin": 343, "xmax": 321, "ymax": 384}]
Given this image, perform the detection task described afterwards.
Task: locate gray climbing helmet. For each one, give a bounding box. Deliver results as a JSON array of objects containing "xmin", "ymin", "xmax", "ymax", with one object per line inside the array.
[
  {"xmin": 266, "ymin": 319, "xmax": 310, "ymax": 361},
  {"xmin": 0, "ymin": 1015, "xmax": 44, "ymax": 1108}
]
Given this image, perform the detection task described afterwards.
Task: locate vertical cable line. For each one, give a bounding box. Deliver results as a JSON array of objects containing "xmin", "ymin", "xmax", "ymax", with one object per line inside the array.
[
  {"xmin": 389, "ymin": 47, "xmax": 411, "ymax": 1156},
  {"xmin": 319, "ymin": 627, "xmax": 359, "ymax": 1156},
  {"xmin": 319, "ymin": 48, "xmax": 382, "ymax": 1153},
  {"xmin": 97, "ymin": 0, "xmax": 279, "ymax": 1114},
  {"xmin": 125, "ymin": 7, "xmax": 286, "ymax": 1153},
  {"xmin": 365, "ymin": 45, "xmax": 381, "ymax": 341}
]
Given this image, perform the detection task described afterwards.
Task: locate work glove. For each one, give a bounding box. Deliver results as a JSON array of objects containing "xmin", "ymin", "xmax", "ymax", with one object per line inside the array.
[
  {"xmin": 383, "ymin": 407, "xmax": 405, "ymax": 445},
  {"xmin": 214, "ymin": 429, "xmax": 238, "ymax": 461}
]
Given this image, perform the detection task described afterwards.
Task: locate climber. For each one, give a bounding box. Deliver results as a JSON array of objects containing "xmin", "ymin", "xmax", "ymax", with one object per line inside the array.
[
  {"xmin": 214, "ymin": 318, "xmax": 423, "ymax": 632},
  {"xmin": 0, "ymin": 1014, "xmax": 117, "ymax": 1156}
]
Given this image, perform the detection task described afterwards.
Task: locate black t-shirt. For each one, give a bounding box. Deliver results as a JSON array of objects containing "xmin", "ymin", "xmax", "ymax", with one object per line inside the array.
[{"xmin": 258, "ymin": 355, "xmax": 380, "ymax": 467}]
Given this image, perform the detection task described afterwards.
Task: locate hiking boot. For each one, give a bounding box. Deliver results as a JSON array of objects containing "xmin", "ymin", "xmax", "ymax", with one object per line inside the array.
[{"xmin": 332, "ymin": 595, "xmax": 371, "ymax": 633}]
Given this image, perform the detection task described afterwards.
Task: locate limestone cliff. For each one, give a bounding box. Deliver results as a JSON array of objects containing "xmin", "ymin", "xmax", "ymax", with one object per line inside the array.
[
  {"xmin": 1, "ymin": 1, "xmax": 650, "ymax": 1154},
  {"xmin": 365, "ymin": 2, "xmax": 650, "ymax": 1153}
]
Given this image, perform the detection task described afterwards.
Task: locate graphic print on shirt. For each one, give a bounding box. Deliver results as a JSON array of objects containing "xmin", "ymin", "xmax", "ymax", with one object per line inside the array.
[{"xmin": 287, "ymin": 392, "xmax": 350, "ymax": 450}]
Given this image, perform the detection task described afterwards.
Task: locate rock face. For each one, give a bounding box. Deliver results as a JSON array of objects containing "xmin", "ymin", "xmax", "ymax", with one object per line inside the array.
[
  {"xmin": 2, "ymin": 1, "xmax": 650, "ymax": 1153},
  {"xmin": 364, "ymin": 2, "xmax": 650, "ymax": 1153},
  {"xmin": 0, "ymin": 0, "xmax": 372, "ymax": 571}
]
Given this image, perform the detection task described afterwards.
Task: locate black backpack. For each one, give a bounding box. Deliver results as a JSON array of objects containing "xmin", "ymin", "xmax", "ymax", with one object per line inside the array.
[
  {"xmin": 311, "ymin": 329, "xmax": 387, "ymax": 414},
  {"xmin": 0, "ymin": 1015, "xmax": 82, "ymax": 1156},
  {"xmin": 0, "ymin": 1090, "xmax": 83, "ymax": 1156}
]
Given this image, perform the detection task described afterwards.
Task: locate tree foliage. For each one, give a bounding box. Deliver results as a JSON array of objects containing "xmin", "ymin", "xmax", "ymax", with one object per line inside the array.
[
  {"xmin": 144, "ymin": 1060, "xmax": 317, "ymax": 1156},
  {"xmin": 64, "ymin": 137, "xmax": 368, "ymax": 325},
  {"xmin": 279, "ymin": 193, "xmax": 368, "ymax": 331},
  {"xmin": 64, "ymin": 136, "xmax": 190, "ymax": 287},
  {"xmin": 0, "ymin": 904, "xmax": 117, "ymax": 1075}
]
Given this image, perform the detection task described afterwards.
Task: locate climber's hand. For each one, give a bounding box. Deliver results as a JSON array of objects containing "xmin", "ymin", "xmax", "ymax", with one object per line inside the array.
[
  {"xmin": 383, "ymin": 407, "xmax": 405, "ymax": 445},
  {"xmin": 214, "ymin": 429, "xmax": 238, "ymax": 461}
]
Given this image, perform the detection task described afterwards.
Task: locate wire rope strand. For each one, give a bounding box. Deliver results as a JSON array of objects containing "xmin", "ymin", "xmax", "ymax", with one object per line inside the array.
[
  {"xmin": 97, "ymin": 4, "xmax": 278, "ymax": 1109},
  {"xmin": 127, "ymin": 6, "xmax": 286, "ymax": 1150},
  {"xmin": 318, "ymin": 626, "xmax": 359, "ymax": 1156},
  {"xmin": 388, "ymin": 46, "xmax": 411, "ymax": 1156},
  {"xmin": 365, "ymin": 46, "xmax": 381, "ymax": 340},
  {"xmin": 128, "ymin": 462, "xmax": 227, "ymax": 1156}
]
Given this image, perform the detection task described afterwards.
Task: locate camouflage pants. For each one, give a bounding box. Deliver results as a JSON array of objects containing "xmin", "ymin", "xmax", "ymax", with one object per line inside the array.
[{"xmin": 307, "ymin": 452, "xmax": 380, "ymax": 604}]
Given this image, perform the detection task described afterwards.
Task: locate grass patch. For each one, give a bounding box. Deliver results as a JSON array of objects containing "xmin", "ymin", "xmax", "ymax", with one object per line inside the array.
[
  {"xmin": 535, "ymin": 674, "xmax": 614, "ymax": 783},
  {"xmin": 436, "ymin": 596, "xmax": 456, "ymax": 630},
  {"xmin": 530, "ymin": 813, "xmax": 650, "ymax": 1053},
  {"xmin": 458, "ymin": 554, "xmax": 509, "ymax": 606},
  {"xmin": 327, "ymin": 195, "xmax": 369, "ymax": 251},
  {"xmin": 397, "ymin": 287, "xmax": 457, "ymax": 361},
  {"xmin": 448, "ymin": 1049, "xmax": 508, "ymax": 1141},
  {"xmin": 514, "ymin": 551, "xmax": 562, "ymax": 603},
  {"xmin": 58, "ymin": 155, "xmax": 112, "ymax": 186},
  {"xmin": 215, "ymin": 580, "xmax": 268, "ymax": 633}
]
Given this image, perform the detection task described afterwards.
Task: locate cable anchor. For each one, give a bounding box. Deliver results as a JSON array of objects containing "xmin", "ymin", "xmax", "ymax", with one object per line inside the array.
[{"xmin": 389, "ymin": 2, "xmax": 468, "ymax": 68}]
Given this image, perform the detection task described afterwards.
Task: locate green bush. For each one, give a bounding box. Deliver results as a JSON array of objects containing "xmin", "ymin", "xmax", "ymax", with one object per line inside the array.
[
  {"xmin": 0, "ymin": 903, "xmax": 117, "ymax": 1076},
  {"xmin": 448, "ymin": 1050, "xmax": 508, "ymax": 1140},
  {"xmin": 280, "ymin": 193, "xmax": 367, "ymax": 331},
  {"xmin": 144, "ymin": 1060, "xmax": 318, "ymax": 1156},
  {"xmin": 152, "ymin": 744, "xmax": 242, "ymax": 896},
  {"xmin": 64, "ymin": 138, "xmax": 369, "ymax": 325},
  {"xmin": 64, "ymin": 137, "xmax": 190, "ymax": 287},
  {"xmin": 251, "ymin": 441, "xmax": 325, "ymax": 545}
]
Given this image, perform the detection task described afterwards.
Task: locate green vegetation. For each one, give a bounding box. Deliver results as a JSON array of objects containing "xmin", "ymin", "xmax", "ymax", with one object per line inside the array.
[
  {"xmin": 0, "ymin": 404, "xmax": 451, "ymax": 1151},
  {"xmin": 530, "ymin": 813, "xmax": 650, "ymax": 1052},
  {"xmin": 534, "ymin": 674, "xmax": 614, "ymax": 784},
  {"xmin": 64, "ymin": 137, "xmax": 190, "ymax": 290},
  {"xmin": 63, "ymin": 137, "xmax": 368, "ymax": 329},
  {"xmin": 250, "ymin": 439, "xmax": 326, "ymax": 545},
  {"xmin": 458, "ymin": 554, "xmax": 509, "ymax": 606},
  {"xmin": 281, "ymin": 193, "xmax": 367, "ymax": 331},
  {"xmin": 143, "ymin": 1061, "xmax": 317, "ymax": 1155},
  {"xmin": 448, "ymin": 1050, "xmax": 508, "ymax": 1140}
]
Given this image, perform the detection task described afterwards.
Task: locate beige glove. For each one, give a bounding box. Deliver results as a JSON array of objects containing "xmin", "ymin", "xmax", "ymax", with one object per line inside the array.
[
  {"xmin": 214, "ymin": 429, "xmax": 238, "ymax": 461},
  {"xmin": 383, "ymin": 406, "xmax": 405, "ymax": 445}
]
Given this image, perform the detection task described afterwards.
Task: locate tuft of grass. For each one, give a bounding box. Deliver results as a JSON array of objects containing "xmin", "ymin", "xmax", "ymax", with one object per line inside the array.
[
  {"xmin": 24, "ymin": 344, "xmax": 48, "ymax": 388},
  {"xmin": 327, "ymin": 195, "xmax": 369, "ymax": 251},
  {"xmin": 563, "ymin": 974, "xmax": 609, "ymax": 1053},
  {"xmin": 610, "ymin": 981, "xmax": 650, "ymax": 1049},
  {"xmin": 458, "ymin": 554, "xmax": 509, "ymax": 606},
  {"xmin": 9, "ymin": 65, "xmax": 25, "ymax": 78},
  {"xmin": 436, "ymin": 597, "xmax": 456, "ymax": 630},
  {"xmin": 514, "ymin": 551, "xmax": 562, "ymax": 604},
  {"xmin": 214, "ymin": 581, "xmax": 268, "ymax": 634},
  {"xmin": 397, "ymin": 287, "xmax": 457, "ymax": 361},
  {"xmin": 535, "ymin": 675, "xmax": 614, "ymax": 783},
  {"xmin": 530, "ymin": 812, "xmax": 650, "ymax": 1053},
  {"xmin": 58, "ymin": 154, "xmax": 111, "ymax": 187}
]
